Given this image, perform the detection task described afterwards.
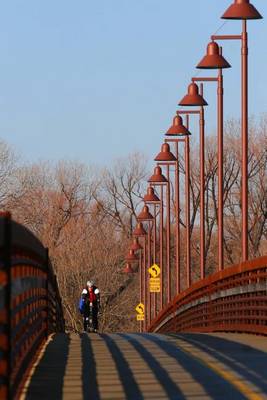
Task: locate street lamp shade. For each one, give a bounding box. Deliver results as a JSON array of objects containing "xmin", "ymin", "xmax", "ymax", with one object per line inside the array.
[
  {"xmin": 179, "ymin": 83, "xmax": 208, "ymax": 107},
  {"xmin": 154, "ymin": 143, "xmax": 177, "ymax": 162},
  {"xmin": 166, "ymin": 115, "xmax": 191, "ymax": 136},
  {"xmin": 143, "ymin": 187, "xmax": 160, "ymax": 203},
  {"xmin": 125, "ymin": 249, "xmax": 139, "ymax": 262},
  {"xmin": 133, "ymin": 222, "xmax": 147, "ymax": 236},
  {"xmin": 222, "ymin": 0, "xmax": 262, "ymax": 20},
  {"xmin": 197, "ymin": 42, "xmax": 231, "ymax": 69},
  {"xmin": 123, "ymin": 263, "xmax": 135, "ymax": 274},
  {"xmin": 137, "ymin": 205, "xmax": 154, "ymax": 221},
  {"xmin": 148, "ymin": 166, "xmax": 168, "ymax": 184},
  {"xmin": 130, "ymin": 237, "xmax": 143, "ymax": 251}
]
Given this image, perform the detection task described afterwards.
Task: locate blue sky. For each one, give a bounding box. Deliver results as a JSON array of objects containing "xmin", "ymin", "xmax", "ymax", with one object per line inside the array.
[{"xmin": 0, "ymin": 1, "xmax": 266, "ymax": 166}]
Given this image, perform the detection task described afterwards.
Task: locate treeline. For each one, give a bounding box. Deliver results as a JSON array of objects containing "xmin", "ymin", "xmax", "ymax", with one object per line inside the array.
[{"xmin": 0, "ymin": 116, "xmax": 266, "ymax": 331}]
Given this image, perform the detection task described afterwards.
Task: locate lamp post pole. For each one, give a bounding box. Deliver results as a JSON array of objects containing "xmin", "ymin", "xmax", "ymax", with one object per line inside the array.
[
  {"xmin": 166, "ymin": 164, "xmax": 171, "ymax": 302},
  {"xmin": 211, "ymin": 31, "xmax": 248, "ymax": 262},
  {"xmin": 174, "ymin": 141, "xmax": 180, "ymax": 294},
  {"xmin": 149, "ymin": 183, "xmax": 165, "ymax": 309},
  {"xmin": 184, "ymin": 128, "xmax": 191, "ymax": 287},
  {"xmin": 152, "ymin": 204, "xmax": 157, "ymax": 318},
  {"xmin": 165, "ymin": 115, "xmax": 191, "ymax": 293},
  {"xmin": 139, "ymin": 249, "xmax": 143, "ymax": 332},
  {"xmin": 144, "ymin": 186, "xmax": 160, "ymax": 320},
  {"xmin": 159, "ymin": 185, "xmax": 164, "ymax": 308},
  {"xmin": 191, "ymin": 75, "xmax": 224, "ymax": 271},
  {"xmin": 143, "ymin": 237, "xmax": 147, "ymax": 329},
  {"xmin": 154, "ymin": 144, "xmax": 176, "ymax": 303},
  {"xmin": 177, "ymin": 109, "xmax": 203, "ymax": 281},
  {"xmin": 155, "ymin": 162, "xmax": 175, "ymax": 303},
  {"xmin": 218, "ymin": 0, "xmax": 262, "ymax": 262},
  {"xmin": 148, "ymin": 166, "xmax": 168, "ymax": 310},
  {"xmin": 137, "ymin": 205, "xmax": 154, "ymax": 329},
  {"xmin": 147, "ymin": 223, "xmax": 151, "ymax": 326},
  {"xmin": 179, "ymin": 82, "xmax": 207, "ymax": 282}
]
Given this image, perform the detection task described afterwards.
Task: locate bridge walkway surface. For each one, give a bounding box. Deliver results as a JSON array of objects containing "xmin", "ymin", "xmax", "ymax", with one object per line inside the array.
[{"xmin": 20, "ymin": 333, "xmax": 267, "ymax": 400}]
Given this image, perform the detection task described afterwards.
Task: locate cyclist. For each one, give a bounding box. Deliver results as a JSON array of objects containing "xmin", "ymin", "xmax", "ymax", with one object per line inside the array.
[{"xmin": 79, "ymin": 280, "xmax": 100, "ymax": 332}]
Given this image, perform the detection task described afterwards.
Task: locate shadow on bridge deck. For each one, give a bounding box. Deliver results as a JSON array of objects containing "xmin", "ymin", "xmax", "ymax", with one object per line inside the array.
[{"xmin": 21, "ymin": 332, "xmax": 267, "ymax": 400}]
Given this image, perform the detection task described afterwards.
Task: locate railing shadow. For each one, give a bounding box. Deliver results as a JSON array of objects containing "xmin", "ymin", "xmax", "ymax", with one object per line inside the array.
[
  {"xmin": 25, "ymin": 333, "xmax": 70, "ymax": 400},
  {"xmin": 173, "ymin": 333, "xmax": 267, "ymax": 393},
  {"xmin": 140, "ymin": 333, "xmax": 246, "ymax": 399},
  {"xmin": 80, "ymin": 333, "xmax": 100, "ymax": 400},
  {"xmin": 116, "ymin": 333, "xmax": 186, "ymax": 400},
  {"xmin": 101, "ymin": 333, "xmax": 143, "ymax": 399}
]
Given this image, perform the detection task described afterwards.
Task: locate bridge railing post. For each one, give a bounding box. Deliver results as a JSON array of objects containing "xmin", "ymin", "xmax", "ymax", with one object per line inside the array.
[
  {"xmin": 0, "ymin": 212, "xmax": 12, "ymax": 400},
  {"xmin": 45, "ymin": 248, "xmax": 49, "ymax": 339}
]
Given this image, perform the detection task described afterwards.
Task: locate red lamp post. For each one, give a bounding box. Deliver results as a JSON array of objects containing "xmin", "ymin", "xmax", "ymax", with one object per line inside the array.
[
  {"xmin": 195, "ymin": 41, "xmax": 231, "ymax": 272},
  {"xmin": 143, "ymin": 187, "xmax": 160, "ymax": 319},
  {"xmin": 148, "ymin": 166, "xmax": 168, "ymax": 310},
  {"xmin": 133, "ymin": 222, "xmax": 147, "ymax": 329},
  {"xmin": 129, "ymin": 237, "xmax": 143, "ymax": 331},
  {"xmin": 137, "ymin": 205, "xmax": 154, "ymax": 327},
  {"xmin": 212, "ymin": 0, "xmax": 262, "ymax": 262},
  {"xmin": 154, "ymin": 143, "xmax": 177, "ymax": 303},
  {"xmin": 165, "ymin": 115, "xmax": 191, "ymax": 294},
  {"xmin": 179, "ymin": 83, "xmax": 208, "ymax": 286}
]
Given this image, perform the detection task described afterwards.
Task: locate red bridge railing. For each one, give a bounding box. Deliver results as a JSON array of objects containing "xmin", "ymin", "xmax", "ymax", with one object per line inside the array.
[
  {"xmin": 148, "ymin": 256, "xmax": 267, "ymax": 335},
  {"xmin": 0, "ymin": 212, "xmax": 65, "ymax": 400}
]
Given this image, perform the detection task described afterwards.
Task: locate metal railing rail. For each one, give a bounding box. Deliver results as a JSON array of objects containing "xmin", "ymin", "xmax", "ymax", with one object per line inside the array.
[
  {"xmin": 0, "ymin": 212, "xmax": 65, "ymax": 400},
  {"xmin": 148, "ymin": 255, "xmax": 267, "ymax": 335}
]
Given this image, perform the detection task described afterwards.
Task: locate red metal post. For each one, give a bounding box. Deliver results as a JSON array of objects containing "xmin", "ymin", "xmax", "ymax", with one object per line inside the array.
[
  {"xmin": 199, "ymin": 85, "xmax": 205, "ymax": 279},
  {"xmin": 3, "ymin": 212, "xmax": 11, "ymax": 400},
  {"xmin": 160, "ymin": 185, "xmax": 164, "ymax": 309},
  {"xmin": 175, "ymin": 141, "xmax": 180, "ymax": 293},
  {"xmin": 185, "ymin": 116, "xmax": 191, "ymax": 288},
  {"xmin": 218, "ymin": 62, "xmax": 224, "ymax": 270},
  {"xmin": 166, "ymin": 164, "xmax": 171, "ymax": 302},
  {"xmin": 147, "ymin": 224, "xmax": 151, "ymax": 326},
  {"xmin": 153, "ymin": 204, "xmax": 157, "ymax": 318},
  {"xmin": 139, "ymin": 250, "xmax": 143, "ymax": 332},
  {"xmin": 242, "ymin": 20, "xmax": 248, "ymax": 262},
  {"xmin": 211, "ymin": 29, "xmax": 249, "ymax": 262},
  {"xmin": 143, "ymin": 237, "xmax": 147, "ymax": 330}
]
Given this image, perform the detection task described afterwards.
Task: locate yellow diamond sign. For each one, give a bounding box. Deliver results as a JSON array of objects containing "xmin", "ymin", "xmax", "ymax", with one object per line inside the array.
[
  {"xmin": 148, "ymin": 264, "xmax": 160, "ymax": 278},
  {"xmin": 135, "ymin": 303, "xmax": 145, "ymax": 315}
]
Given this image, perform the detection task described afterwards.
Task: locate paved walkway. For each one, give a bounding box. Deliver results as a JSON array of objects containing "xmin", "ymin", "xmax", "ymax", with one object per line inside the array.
[{"xmin": 21, "ymin": 333, "xmax": 267, "ymax": 399}]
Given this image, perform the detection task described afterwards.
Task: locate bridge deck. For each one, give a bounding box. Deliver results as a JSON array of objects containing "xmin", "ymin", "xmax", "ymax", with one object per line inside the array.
[{"xmin": 21, "ymin": 333, "xmax": 267, "ymax": 400}]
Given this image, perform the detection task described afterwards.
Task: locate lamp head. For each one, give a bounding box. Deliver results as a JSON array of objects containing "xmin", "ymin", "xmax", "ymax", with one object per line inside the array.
[
  {"xmin": 154, "ymin": 143, "xmax": 177, "ymax": 162},
  {"xmin": 130, "ymin": 237, "xmax": 143, "ymax": 251},
  {"xmin": 137, "ymin": 205, "xmax": 154, "ymax": 221},
  {"xmin": 123, "ymin": 263, "xmax": 135, "ymax": 274},
  {"xmin": 165, "ymin": 115, "xmax": 191, "ymax": 136},
  {"xmin": 222, "ymin": 0, "xmax": 262, "ymax": 20},
  {"xmin": 133, "ymin": 222, "xmax": 147, "ymax": 237},
  {"xmin": 143, "ymin": 187, "xmax": 160, "ymax": 203},
  {"xmin": 148, "ymin": 166, "xmax": 168, "ymax": 184},
  {"xmin": 197, "ymin": 41, "xmax": 231, "ymax": 69},
  {"xmin": 179, "ymin": 83, "xmax": 208, "ymax": 107},
  {"xmin": 125, "ymin": 249, "xmax": 139, "ymax": 262}
]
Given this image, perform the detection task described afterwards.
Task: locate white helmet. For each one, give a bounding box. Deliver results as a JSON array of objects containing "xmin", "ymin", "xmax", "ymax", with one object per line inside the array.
[{"xmin": 87, "ymin": 280, "xmax": 94, "ymax": 288}]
